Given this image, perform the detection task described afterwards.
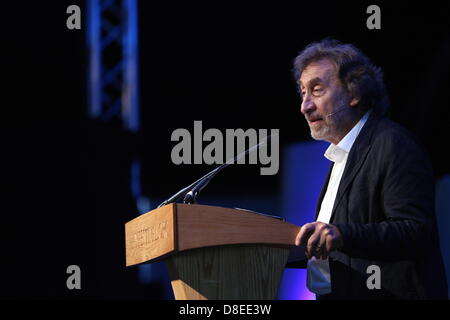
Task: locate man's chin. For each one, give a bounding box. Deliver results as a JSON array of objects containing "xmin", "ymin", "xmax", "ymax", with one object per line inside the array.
[{"xmin": 310, "ymin": 130, "xmax": 328, "ymax": 141}]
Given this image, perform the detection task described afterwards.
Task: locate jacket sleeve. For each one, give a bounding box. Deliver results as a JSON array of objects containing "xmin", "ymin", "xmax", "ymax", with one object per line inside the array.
[{"xmin": 333, "ymin": 129, "xmax": 437, "ymax": 260}]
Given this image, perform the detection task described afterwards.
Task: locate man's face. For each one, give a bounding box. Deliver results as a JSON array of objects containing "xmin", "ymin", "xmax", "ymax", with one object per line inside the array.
[{"xmin": 299, "ymin": 59, "xmax": 351, "ymax": 144}]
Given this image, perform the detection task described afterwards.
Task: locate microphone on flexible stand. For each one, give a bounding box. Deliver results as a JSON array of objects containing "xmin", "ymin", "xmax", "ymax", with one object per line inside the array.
[{"xmin": 157, "ymin": 134, "xmax": 276, "ymax": 208}]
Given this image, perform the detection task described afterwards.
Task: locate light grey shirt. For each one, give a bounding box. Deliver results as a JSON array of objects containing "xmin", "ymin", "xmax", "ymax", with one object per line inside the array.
[{"xmin": 307, "ymin": 111, "xmax": 371, "ymax": 295}]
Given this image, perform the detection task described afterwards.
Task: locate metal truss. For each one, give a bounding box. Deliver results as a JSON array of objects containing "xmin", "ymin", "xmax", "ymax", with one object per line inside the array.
[{"xmin": 87, "ymin": 0, "xmax": 139, "ymax": 132}]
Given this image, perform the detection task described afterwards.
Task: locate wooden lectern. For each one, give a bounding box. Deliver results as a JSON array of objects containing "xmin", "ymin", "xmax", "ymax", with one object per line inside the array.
[{"xmin": 125, "ymin": 203, "xmax": 300, "ymax": 300}]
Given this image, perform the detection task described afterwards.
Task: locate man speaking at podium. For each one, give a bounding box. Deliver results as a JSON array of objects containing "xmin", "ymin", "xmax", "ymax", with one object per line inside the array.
[{"xmin": 292, "ymin": 39, "xmax": 448, "ymax": 299}]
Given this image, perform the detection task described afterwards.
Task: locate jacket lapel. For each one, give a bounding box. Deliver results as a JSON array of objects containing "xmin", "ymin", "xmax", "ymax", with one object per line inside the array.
[{"xmin": 329, "ymin": 112, "xmax": 381, "ymax": 223}]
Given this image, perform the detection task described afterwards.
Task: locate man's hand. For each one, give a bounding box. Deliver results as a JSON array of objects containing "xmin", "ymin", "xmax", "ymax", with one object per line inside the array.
[{"xmin": 295, "ymin": 222, "xmax": 343, "ymax": 259}]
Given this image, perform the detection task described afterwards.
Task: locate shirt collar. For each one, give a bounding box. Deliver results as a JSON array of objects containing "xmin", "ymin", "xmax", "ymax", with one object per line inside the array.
[{"xmin": 324, "ymin": 110, "xmax": 371, "ymax": 163}]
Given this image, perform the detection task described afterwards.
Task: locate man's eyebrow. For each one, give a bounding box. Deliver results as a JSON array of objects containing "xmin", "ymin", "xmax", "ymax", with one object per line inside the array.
[{"xmin": 298, "ymin": 77, "xmax": 324, "ymax": 88}]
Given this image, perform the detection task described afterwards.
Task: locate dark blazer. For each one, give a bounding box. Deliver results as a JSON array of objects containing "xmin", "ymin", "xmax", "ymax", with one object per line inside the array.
[{"xmin": 317, "ymin": 112, "xmax": 448, "ymax": 299}]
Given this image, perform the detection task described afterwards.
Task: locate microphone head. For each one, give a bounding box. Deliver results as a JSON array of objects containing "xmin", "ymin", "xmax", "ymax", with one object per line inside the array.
[
  {"xmin": 326, "ymin": 106, "xmax": 347, "ymax": 118},
  {"xmin": 326, "ymin": 110, "xmax": 337, "ymax": 118},
  {"xmin": 183, "ymin": 190, "xmax": 196, "ymax": 204}
]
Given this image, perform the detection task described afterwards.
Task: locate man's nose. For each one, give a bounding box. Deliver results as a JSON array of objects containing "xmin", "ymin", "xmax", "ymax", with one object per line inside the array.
[{"xmin": 301, "ymin": 93, "xmax": 315, "ymax": 115}]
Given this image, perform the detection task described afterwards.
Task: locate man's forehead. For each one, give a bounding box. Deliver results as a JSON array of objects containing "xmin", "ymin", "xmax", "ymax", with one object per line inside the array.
[{"xmin": 299, "ymin": 59, "xmax": 337, "ymax": 86}]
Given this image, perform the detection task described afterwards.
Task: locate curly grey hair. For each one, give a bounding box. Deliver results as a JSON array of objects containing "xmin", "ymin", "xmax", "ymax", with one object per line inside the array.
[{"xmin": 292, "ymin": 38, "xmax": 389, "ymax": 115}]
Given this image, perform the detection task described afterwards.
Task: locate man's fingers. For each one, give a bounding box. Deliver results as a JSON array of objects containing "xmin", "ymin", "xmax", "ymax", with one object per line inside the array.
[
  {"xmin": 318, "ymin": 230, "xmax": 328, "ymax": 259},
  {"xmin": 315, "ymin": 224, "xmax": 333, "ymax": 259},
  {"xmin": 323, "ymin": 225, "xmax": 342, "ymax": 258},
  {"xmin": 306, "ymin": 232, "xmax": 320, "ymax": 259},
  {"xmin": 295, "ymin": 223, "xmax": 315, "ymax": 246},
  {"xmin": 306, "ymin": 224, "xmax": 325, "ymax": 258},
  {"xmin": 296, "ymin": 222, "xmax": 343, "ymax": 259}
]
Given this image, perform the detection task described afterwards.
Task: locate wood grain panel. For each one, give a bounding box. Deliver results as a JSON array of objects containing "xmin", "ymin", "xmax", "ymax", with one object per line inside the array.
[
  {"xmin": 166, "ymin": 244, "xmax": 290, "ymax": 300},
  {"xmin": 176, "ymin": 204, "xmax": 300, "ymax": 251}
]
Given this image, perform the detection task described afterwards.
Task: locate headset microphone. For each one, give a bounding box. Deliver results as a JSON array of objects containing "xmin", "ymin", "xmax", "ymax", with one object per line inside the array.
[{"xmin": 326, "ymin": 106, "xmax": 348, "ymax": 118}]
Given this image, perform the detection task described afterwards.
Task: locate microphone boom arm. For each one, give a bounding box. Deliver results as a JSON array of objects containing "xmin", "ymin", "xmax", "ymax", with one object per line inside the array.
[{"xmin": 157, "ymin": 134, "xmax": 273, "ymax": 208}]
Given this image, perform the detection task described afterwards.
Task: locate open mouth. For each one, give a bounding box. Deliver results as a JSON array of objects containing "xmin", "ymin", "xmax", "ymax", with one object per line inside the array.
[{"xmin": 309, "ymin": 118, "xmax": 323, "ymax": 125}]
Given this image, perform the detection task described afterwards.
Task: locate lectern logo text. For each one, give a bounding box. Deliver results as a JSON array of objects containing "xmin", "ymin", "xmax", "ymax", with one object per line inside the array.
[{"xmin": 133, "ymin": 220, "xmax": 168, "ymax": 248}]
